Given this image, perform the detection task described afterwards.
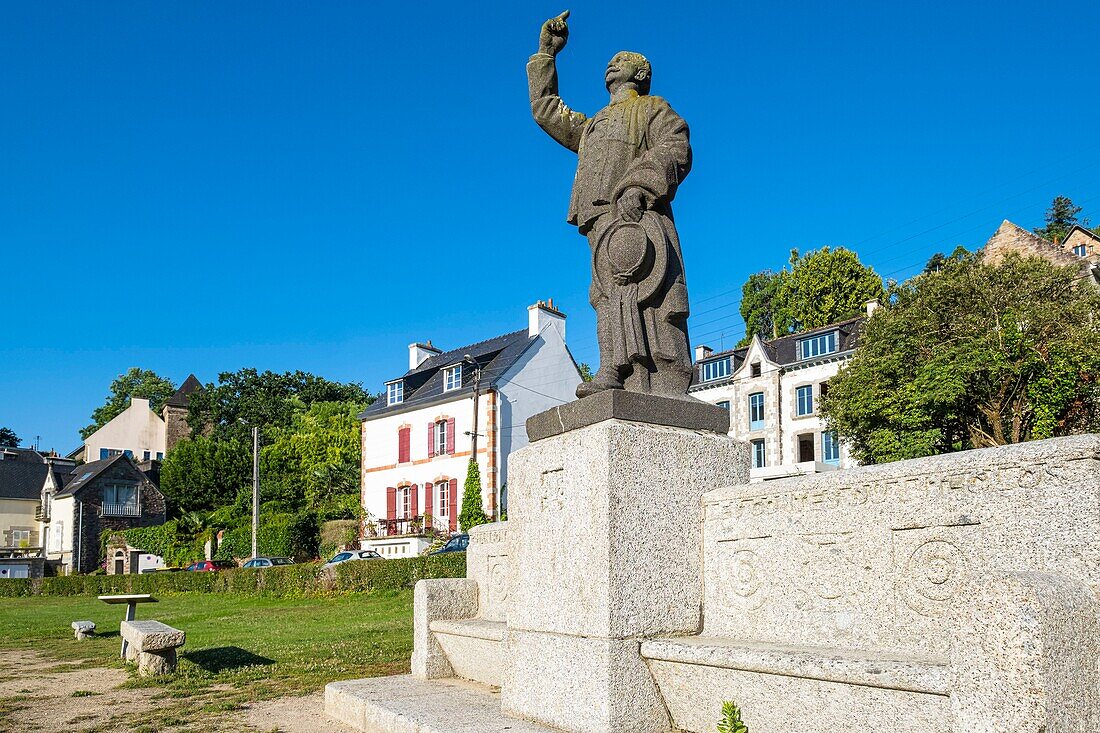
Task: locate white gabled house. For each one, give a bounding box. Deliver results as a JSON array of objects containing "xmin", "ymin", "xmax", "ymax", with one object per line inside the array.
[
  {"xmin": 690, "ymin": 307, "xmax": 873, "ymax": 481},
  {"xmin": 359, "ymin": 300, "xmax": 582, "ymax": 557}
]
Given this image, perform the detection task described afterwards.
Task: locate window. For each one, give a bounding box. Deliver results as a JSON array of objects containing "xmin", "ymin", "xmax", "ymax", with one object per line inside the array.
[
  {"xmin": 444, "ymin": 365, "xmax": 462, "ymax": 392},
  {"xmin": 749, "ymin": 392, "xmax": 765, "ymax": 430},
  {"xmin": 1074, "ymin": 244, "xmax": 1088, "ymax": 257},
  {"xmin": 751, "ymin": 439, "xmax": 766, "ymax": 469},
  {"xmin": 123, "ymin": 450, "xmax": 133, "ymax": 458},
  {"xmin": 398, "ymin": 487, "xmax": 411, "ymax": 519},
  {"xmin": 797, "ymin": 433, "xmax": 815, "ymax": 462},
  {"xmin": 823, "ymin": 431, "xmax": 841, "ymax": 465},
  {"xmin": 750, "ymin": 362, "xmax": 761, "ymax": 378},
  {"xmin": 386, "ymin": 381, "xmax": 404, "ymax": 405},
  {"xmin": 796, "ymin": 385, "xmax": 814, "ymax": 416},
  {"xmin": 100, "ymin": 448, "xmax": 122, "ymax": 461},
  {"xmin": 102, "ymin": 484, "xmax": 140, "ymax": 517},
  {"xmin": 438, "ymin": 482, "xmax": 449, "ymax": 517},
  {"xmin": 716, "ymin": 401, "xmax": 730, "ymax": 411},
  {"xmin": 12, "ymin": 529, "xmax": 30, "ymax": 547},
  {"xmin": 700, "ymin": 357, "xmax": 731, "ymax": 382},
  {"xmin": 156, "ymin": 452, "xmax": 163, "ymax": 461},
  {"xmin": 143, "ymin": 451, "xmax": 151, "ymax": 461},
  {"xmin": 798, "ymin": 331, "xmax": 838, "ymax": 360},
  {"xmin": 436, "ymin": 421, "xmax": 448, "ymax": 456}
]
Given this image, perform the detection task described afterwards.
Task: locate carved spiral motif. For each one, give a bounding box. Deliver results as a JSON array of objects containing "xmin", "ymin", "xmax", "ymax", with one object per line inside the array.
[
  {"xmin": 900, "ymin": 539, "xmax": 964, "ymax": 616},
  {"xmin": 488, "ymin": 560, "xmax": 509, "ymax": 604},
  {"xmin": 729, "ymin": 550, "xmax": 763, "ymax": 598}
]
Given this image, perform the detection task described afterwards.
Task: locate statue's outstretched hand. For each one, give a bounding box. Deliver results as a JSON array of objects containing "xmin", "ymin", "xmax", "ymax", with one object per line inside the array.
[{"xmin": 539, "ymin": 10, "xmax": 570, "ymax": 56}]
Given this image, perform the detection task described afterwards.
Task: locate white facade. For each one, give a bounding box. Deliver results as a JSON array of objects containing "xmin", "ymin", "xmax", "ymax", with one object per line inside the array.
[
  {"xmin": 83, "ymin": 398, "xmax": 166, "ymax": 464},
  {"xmin": 690, "ymin": 319, "xmax": 862, "ymax": 481},
  {"xmin": 360, "ymin": 302, "xmax": 581, "ymax": 556}
]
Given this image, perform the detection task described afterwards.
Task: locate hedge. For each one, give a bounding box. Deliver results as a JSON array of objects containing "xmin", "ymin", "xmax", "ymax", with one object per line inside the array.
[{"xmin": 0, "ymin": 552, "xmax": 466, "ymax": 598}]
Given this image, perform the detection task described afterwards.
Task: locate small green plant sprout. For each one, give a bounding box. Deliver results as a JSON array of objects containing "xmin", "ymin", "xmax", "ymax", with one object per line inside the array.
[{"xmin": 717, "ymin": 700, "xmax": 749, "ymax": 733}]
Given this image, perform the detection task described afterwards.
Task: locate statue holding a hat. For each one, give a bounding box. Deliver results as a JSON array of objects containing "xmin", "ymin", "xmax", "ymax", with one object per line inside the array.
[{"xmin": 528, "ymin": 10, "xmax": 694, "ymax": 399}]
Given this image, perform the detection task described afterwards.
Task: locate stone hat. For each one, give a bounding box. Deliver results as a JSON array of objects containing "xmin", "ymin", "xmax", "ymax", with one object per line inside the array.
[{"xmin": 593, "ymin": 212, "xmax": 670, "ymax": 304}]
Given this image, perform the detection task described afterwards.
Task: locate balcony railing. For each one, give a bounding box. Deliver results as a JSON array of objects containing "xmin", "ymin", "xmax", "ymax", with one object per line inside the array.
[
  {"xmin": 374, "ymin": 514, "xmax": 450, "ymax": 538},
  {"xmin": 101, "ymin": 502, "xmax": 141, "ymax": 517},
  {"xmin": 35, "ymin": 504, "xmax": 48, "ymax": 522},
  {"xmin": 0, "ymin": 547, "xmax": 43, "ymax": 559}
]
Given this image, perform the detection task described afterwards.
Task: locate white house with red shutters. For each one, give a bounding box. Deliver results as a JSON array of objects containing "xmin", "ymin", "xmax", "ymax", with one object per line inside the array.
[{"xmin": 359, "ymin": 300, "xmax": 582, "ymax": 557}]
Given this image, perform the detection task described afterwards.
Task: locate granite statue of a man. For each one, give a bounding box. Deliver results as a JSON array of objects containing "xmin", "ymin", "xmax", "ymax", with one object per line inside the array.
[{"xmin": 528, "ymin": 10, "xmax": 694, "ymax": 400}]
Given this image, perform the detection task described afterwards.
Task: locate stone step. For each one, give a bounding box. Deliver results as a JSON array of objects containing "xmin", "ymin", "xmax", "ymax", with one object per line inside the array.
[{"xmin": 325, "ymin": 675, "xmax": 562, "ymax": 733}]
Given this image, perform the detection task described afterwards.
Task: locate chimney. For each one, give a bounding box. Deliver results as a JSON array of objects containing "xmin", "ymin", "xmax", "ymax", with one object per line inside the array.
[
  {"xmin": 528, "ymin": 299, "xmax": 566, "ymax": 341},
  {"xmin": 694, "ymin": 344, "xmax": 713, "ymax": 362},
  {"xmin": 409, "ymin": 341, "xmax": 441, "ymax": 370},
  {"xmin": 865, "ymin": 299, "xmax": 880, "ymax": 317},
  {"xmin": 131, "ymin": 397, "xmax": 151, "ymax": 412}
]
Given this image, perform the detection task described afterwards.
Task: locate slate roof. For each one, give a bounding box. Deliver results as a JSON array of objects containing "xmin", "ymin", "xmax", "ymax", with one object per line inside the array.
[
  {"xmin": 361, "ymin": 329, "xmax": 537, "ymax": 420},
  {"xmin": 0, "ymin": 447, "xmax": 48, "ymax": 501},
  {"xmin": 690, "ymin": 316, "xmax": 865, "ymax": 389},
  {"xmin": 165, "ymin": 374, "xmax": 203, "ymax": 408},
  {"xmin": 55, "ymin": 455, "xmax": 126, "ymax": 497}
]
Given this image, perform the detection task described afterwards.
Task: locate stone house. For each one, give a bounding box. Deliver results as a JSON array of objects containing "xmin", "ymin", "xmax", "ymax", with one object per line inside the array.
[
  {"xmin": 359, "ymin": 301, "xmax": 582, "ymax": 557},
  {"xmin": 689, "ymin": 310, "xmax": 870, "ymax": 480},
  {"xmin": 79, "ymin": 374, "xmax": 203, "ymax": 463},
  {"xmin": 982, "ymin": 219, "xmax": 1099, "ymax": 285},
  {"xmin": 43, "ymin": 454, "xmax": 166, "ymax": 575}
]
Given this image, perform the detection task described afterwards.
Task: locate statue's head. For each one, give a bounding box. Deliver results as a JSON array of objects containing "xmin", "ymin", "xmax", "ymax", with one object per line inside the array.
[{"xmin": 605, "ymin": 51, "xmax": 651, "ymax": 95}]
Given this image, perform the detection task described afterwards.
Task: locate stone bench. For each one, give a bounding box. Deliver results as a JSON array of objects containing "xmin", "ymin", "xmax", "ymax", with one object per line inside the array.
[
  {"xmin": 120, "ymin": 620, "xmax": 185, "ymax": 676},
  {"xmin": 71, "ymin": 621, "xmax": 96, "ymax": 640},
  {"xmin": 429, "ymin": 618, "xmax": 508, "ymax": 687}
]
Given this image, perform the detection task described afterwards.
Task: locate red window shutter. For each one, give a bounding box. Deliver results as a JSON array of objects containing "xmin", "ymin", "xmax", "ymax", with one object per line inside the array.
[
  {"xmin": 425, "ymin": 482, "xmax": 433, "ymax": 517},
  {"xmin": 427, "ymin": 422, "xmax": 435, "ymax": 457},
  {"xmin": 446, "ymin": 418, "xmax": 456, "ymax": 455},
  {"xmin": 410, "ymin": 483, "xmax": 419, "ymax": 518},
  {"xmin": 448, "ymin": 478, "xmax": 458, "ymax": 532},
  {"xmin": 386, "ymin": 487, "xmax": 396, "ymax": 520},
  {"xmin": 398, "ymin": 427, "xmax": 410, "ymax": 463}
]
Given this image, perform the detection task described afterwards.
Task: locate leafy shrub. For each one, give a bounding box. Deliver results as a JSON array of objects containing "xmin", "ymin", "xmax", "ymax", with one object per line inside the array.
[
  {"xmin": 319, "ymin": 519, "xmax": 360, "ymax": 560},
  {"xmin": 0, "ymin": 552, "xmax": 465, "ymax": 598}
]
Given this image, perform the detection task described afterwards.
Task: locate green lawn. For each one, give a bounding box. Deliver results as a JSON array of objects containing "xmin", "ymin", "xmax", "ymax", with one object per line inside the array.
[{"xmin": 0, "ymin": 590, "xmax": 415, "ymax": 731}]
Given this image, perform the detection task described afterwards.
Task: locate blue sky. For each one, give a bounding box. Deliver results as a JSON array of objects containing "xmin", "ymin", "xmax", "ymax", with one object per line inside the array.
[{"xmin": 3, "ymin": 0, "xmax": 1098, "ymax": 451}]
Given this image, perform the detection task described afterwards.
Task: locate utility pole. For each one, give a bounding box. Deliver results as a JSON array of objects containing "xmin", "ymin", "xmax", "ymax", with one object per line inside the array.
[
  {"xmin": 463, "ymin": 355, "xmax": 490, "ymax": 518},
  {"xmin": 251, "ymin": 426, "xmax": 259, "ymax": 559}
]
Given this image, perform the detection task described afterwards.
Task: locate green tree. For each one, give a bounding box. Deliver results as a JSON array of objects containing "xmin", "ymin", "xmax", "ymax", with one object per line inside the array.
[
  {"xmin": 259, "ymin": 401, "xmax": 366, "ymax": 518},
  {"xmin": 0, "ymin": 427, "xmax": 19, "ymax": 448},
  {"xmin": 821, "ymin": 253, "xmax": 1100, "ymax": 464},
  {"xmin": 738, "ymin": 270, "xmax": 790, "ymax": 345},
  {"xmin": 187, "ymin": 368, "xmax": 370, "ymax": 441},
  {"xmin": 578, "ymin": 363, "xmax": 594, "ymax": 382},
  {"xmin": 779, "ymin": 247, "xmax": 884, "ymax": 331},
  {"xmin": 922, "ymin": 245, "xmax": 975, "ymax": 275},
  {"xmin": 81, "ymin": 368, "xmax": 176, "ymax": 439},
  {"xmin": 458, "ymin": 459, "xmax": 489, "ymax": 531},
  {"xmin": 1034, "ymin": 195, "xmax": 1086, "ymax": 243},
  {"xmin": 159, "ymin": 436, "xmax": 252, "ymax": 515}
]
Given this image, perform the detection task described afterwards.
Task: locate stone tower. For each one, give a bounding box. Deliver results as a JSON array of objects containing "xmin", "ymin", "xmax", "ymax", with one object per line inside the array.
[{"xmin": 161, "ymin": 374, "xmax": 203, "ymax": 454}]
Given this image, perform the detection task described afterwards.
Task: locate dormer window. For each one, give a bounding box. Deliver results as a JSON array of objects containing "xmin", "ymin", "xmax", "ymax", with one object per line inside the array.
[
  {"xmin": 700, "ymin": 357, "xmax": 731, "ymax": 382},
  {"xmin": 386, "ymin": 381, "xmax": 404, "ymax": 406},
  {"xmin": 751, "ymin": 362, "xmax": 761, "ymax": 377},
  {"xmin": 444, "ymin": 365, "xmax": 462, "ymax": 392},
  {"xmin": 798, "ymin": 331, "xmax": 838, "ymax": 360}
]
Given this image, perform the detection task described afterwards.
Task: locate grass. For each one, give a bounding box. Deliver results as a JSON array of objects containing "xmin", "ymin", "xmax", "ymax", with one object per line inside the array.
[{"xmin": 0, "ymin": 590, "xmax": 415, "ymax": 730}]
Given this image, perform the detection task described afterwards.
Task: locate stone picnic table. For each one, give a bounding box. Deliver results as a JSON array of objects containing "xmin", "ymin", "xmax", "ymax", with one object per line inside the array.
[{"xmin": 98, "ymin": 594, "xmax": 158, "ymax": 658}]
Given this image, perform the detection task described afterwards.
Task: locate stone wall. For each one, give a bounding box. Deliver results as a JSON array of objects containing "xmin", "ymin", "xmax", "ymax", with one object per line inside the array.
[
  {"xmin": 74, "ymin": 463, "xmax": 167, "ymax": 574},
  {"xmin": 161, "ymin": 404, "xmax": 192, "ymax": 454}
]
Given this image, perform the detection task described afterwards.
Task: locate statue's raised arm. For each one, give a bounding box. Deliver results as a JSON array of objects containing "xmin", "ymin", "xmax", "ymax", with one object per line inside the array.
[{"xmin": 527, "ymin": 10, "xmax": 588, "ymax": 153}]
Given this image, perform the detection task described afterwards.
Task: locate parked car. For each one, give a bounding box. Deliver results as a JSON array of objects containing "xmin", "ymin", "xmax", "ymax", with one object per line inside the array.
[
  {"xmin": 242, "ymin": 556, "xmax": 294, "ymax": 569},
  {"xmin": 431, "ymin": 533, "xmax": 469, "ymax": 554},
  {"xmin": 321, "ymin": 549, "xmax": 383, "ymax": 571},
  {"xmin": 185, "ymin": 560, "xmax": 237, "ymax": 572}
]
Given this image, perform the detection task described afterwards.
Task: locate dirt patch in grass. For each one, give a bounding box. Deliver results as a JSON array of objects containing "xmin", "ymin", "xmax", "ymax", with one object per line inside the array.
[{"xmin": 0, "ymin": 650, "xmax": 157, "ymax": 733}]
